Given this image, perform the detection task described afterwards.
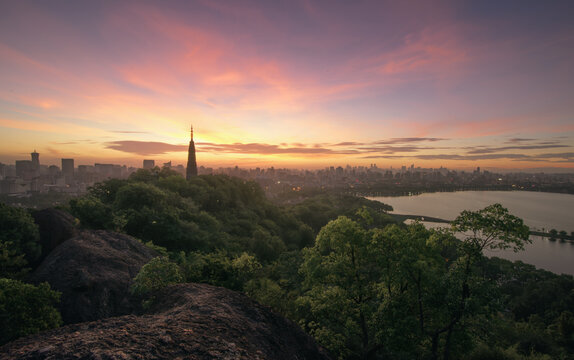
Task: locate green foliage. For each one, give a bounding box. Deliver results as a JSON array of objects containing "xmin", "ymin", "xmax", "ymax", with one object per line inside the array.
[
  {"xmin": 175, "ymin": 250, "xmax": 262, "ymax": 291},
  {"xmin": 88, "ymin": 178, "xmax": 129, "ymax": 203},
  {"xmin": 130, "ymin": 257, "xmax": 183, "ymax": 297},
  {"xmin": 0, "ymin": 203, "xmax": 40, "ymax": 278},
  {"xmin": 0, "ymin": 241, "xmax": 27, "ymax": 279},
  {"xmin": 0, "ymin": 278, "xmax": 62, "ymax": 345},
  {"xmin": 69, "ymin": 195, "xmax": 114, "ymax": 229},
  {"xmin": 142, "ymin": 241, "xmax": 169, "ymax": 257},
  {"xmin": 0, "ymin": 192, "xmax": 76, "ymax": 210},
  {"xmin": 466, "ymin": 344, "xmax": 520, "ymax": 360},
  {"xmin": 289, "ymin": 194, "xmax": 394, "ymax": 233},
  {"xmin": 66, "ymin": 177, "xmax": 573, "ymax": 359},
  {"xmin": 231, "ymin": 252, "xmax": 262, "ymax": 283},
  {"xmin": 295, "ymin": 205, "xmax": 539, "ymax": 360},
  {"xmin": 477, "ymin": 257, "xmax": 574, "ymax": 358},
  {"xmin": 298, "ymin": 216, "xmax": 384, "ymax": 359},
  {"xmin": 68, "ymin": 174, "xmax": 315, "ymax": 261},
  {"xmin": 452, "ymin": 203, "xmax": 530, "ymax": 254},
  {"xmin": 556, "ymin": 311, "xmax": 574, "ymax": 343},
  {"xmin": 245, "ymin": 277, "xmax": 286, "ymax": 312},
  {"xmin": 549, "ymin": 229, "xmax": 558, "ymax": 237}
]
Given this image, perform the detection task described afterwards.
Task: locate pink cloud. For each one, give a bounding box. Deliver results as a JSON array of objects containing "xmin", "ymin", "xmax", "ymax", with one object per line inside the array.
[
  {"xmin": 0, "ymin": 117, "xmax": 97, "ymax": 135},
  {"xmin": 101, "ymin": 4, "xmax": 392, "ymax": 113}
]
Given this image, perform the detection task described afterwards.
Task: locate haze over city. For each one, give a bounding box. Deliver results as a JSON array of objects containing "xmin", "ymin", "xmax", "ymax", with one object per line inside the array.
[{"xmin": 1, "ymin": 0, "xmax": 573, "ymax": 171}]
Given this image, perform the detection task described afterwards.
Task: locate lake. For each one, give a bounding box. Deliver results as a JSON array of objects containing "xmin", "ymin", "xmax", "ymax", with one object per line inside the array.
[{"xmin": 369, "ymin": 191, "xmax": 574, "ymax": 275}]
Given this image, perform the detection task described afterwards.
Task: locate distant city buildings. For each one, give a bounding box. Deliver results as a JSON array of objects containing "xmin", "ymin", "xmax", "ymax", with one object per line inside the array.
[
  {"xmin": 62, "ymin": 159, "xmax": 74, "ymax": 177},
  {"xmin": 207, "ymin": 163, "xmax": 574, "ymax": 197},
  {"xmin": 0, "ymin": 151, "xmax": 135, "ymax": 195},
  {"xmin": 15, "ymin": 160, "xmax": 33, "ymax": 179},
  {"xmin": 0, "ymin": 139, "xmax": 572, "ymax": 197},
  {"xmin": 0, "ymin": 142, "xmax": 197, "ymax": 195},
  {"xmin": 143, "ymin": 159, "xmax": 155, "ymax": 169}
]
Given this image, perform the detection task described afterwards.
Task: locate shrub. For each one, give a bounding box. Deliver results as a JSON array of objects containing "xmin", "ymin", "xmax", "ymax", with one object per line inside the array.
[
  {"xmin": 0, "ymin": 203, "xmax": 40, "ymax": 278},
  {"xmin": 0, "ymin": 278, "xmax": 62, "ymax": 344},
  {"xmin": 130, "ymin": 257, "xmax": 183, "ymax": 297}
]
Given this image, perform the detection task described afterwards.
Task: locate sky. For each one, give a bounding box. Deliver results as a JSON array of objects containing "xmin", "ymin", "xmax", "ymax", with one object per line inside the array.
[{"xmin": 1, "ymin": 0, "xmax": 573, "ymax": 171}]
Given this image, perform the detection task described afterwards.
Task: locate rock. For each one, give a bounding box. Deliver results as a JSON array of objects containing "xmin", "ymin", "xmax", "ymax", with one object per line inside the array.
[
  {"xmin": 31, "ymin": 208, "xmax": 77, "ymax": 265},
  {"xmin": 29, "ymin": 230, "xmax": 157, "ymax": 324},
  {"xmin": 0, "ymin": 283, "xmax": 331, "ymax": 360}
]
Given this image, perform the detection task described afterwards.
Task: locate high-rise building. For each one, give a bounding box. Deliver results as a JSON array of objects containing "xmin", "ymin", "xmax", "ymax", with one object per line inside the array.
[
  {"xmin": 62, "ymin": 158, "xmax": 74, "ymax": 176},
  {"xmin": 95, "ymin": 163, "xmax": 114, "ymax": 178},
  {"xmin": 143, "ymin": 159, "xmax": 155, "ymax": 169},
  {"xmin": 15, "ymin": 160, "xmax": 32, "ymax": 178},
  {"xmin": 186, "ymin": 125, "xmax": 198, "ymax": 179},
  {"xmin": 31, "ymin": 150, "xmax": 39, "ymax": 170}
]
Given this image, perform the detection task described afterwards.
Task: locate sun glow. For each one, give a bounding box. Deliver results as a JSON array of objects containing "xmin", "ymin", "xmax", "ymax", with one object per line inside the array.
[{"xmin": 0, "ymin": 1, "xmax": 572, "ymax": 171}]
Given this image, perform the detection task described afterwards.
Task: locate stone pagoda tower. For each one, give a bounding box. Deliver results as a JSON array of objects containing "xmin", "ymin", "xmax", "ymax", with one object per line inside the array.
[{"xmin": 186, "ymin": 125, "xmax": 198, "ymax": 179}]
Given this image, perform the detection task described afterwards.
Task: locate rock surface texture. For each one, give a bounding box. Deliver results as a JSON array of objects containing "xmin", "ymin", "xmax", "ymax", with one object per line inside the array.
[
  {"xmin": 29, "ymin": 230, "xmax": 157, "ymax": 324},
  {"xmin": 0, "ymin": 283, "xmax": 332, "ymax": 360},
  {"xmin": 31, "ymin": 208, "xmax": 77, "ymax": 265}
]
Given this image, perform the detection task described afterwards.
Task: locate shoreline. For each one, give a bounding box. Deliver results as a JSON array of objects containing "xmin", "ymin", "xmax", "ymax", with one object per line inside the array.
[
  {"xmin": 358, "ymin": 186, "xmax": 574, "ymax": 198},
  {"xmin": 391, "ymin": 213, "xmax": 574, "ymax": 242}
]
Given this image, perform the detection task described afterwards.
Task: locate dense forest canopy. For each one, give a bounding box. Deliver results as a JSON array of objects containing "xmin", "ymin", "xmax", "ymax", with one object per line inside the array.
[{"xmin": 1, "ymin": 169, "xmax": 573, "ymax": 359}]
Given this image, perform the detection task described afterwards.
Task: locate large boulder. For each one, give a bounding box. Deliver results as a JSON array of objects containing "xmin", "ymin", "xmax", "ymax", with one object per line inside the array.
[
  {"xmin": 29, "ymin": 230, "xmax": 157, "ymax": 324},
  {"xmin": 31, "ymin": 208, "xmax": 77, "ymax": 265},
  {"xmin": 0, "ymin": 283, "xmax": 331, "ymax": 359}
]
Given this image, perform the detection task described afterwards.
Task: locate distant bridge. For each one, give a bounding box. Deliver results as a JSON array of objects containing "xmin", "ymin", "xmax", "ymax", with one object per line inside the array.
[{"xmin": 391, "ymin": 213, "xmax": 451, "ymax": 224}]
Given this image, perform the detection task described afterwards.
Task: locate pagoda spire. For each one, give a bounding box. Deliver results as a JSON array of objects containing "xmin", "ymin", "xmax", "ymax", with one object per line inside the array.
[{"xmin": 186, "ymin": 124, "xmax": 198, "ymax": 179}]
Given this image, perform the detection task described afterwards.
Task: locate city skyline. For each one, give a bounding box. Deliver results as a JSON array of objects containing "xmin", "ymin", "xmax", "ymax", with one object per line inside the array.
[
  {"xmin": 1, "ymin": 1, "xmax": 573, "ymax": 171},
  {"xmin": 4, "ymin": 147, "xmax": 574, "ymax": 175}
]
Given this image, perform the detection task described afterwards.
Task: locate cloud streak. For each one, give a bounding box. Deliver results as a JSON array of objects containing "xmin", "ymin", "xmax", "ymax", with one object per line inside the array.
[
  {"xmin": 110, "ymin": 130, "xmax": 150, "ymax": 134},
  {"xmin": 104, "ymin": 137, "xmax": 452, "ymax": 157},
  {"xmin": 104, "ymin": 138, "xmax": 574, "ymax": 166},
  {"xmin": 105, "ymin": 141, "xmax": 187, "ymax": 156},
  {"xmin": 363, "ymin": 152, "xmax": 574, "ymax": 162},
  {"xmin": 467, "ymin": 144, "xmax": 569, "ymax": 154}
]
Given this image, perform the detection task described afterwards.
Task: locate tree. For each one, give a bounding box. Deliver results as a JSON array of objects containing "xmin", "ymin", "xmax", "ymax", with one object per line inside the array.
[
  {"xmin": 451, "ymin": 203, "xmax": 530, "ymax": 255},
  {"xmin": 431, "ymin": 204, "xmax": 530, "ymax": 360},
  {"xmin": 0, "ymin": 203, "xmax": 41, "ymax": 278},
  {"xmin": 69, "ymin": 195, "xmax": 114, "ymax": 230},
  {"xmin": 549, "ymin": 229, "xmax": 558, "ymax": 241},
  {"xmin": 245, "ymin": 277, "xmax": 285, "ymax": 313},
  {"xmin": 231, "ymin": 252, "xmax": 262, "ymax": 285},
  {"xmin": 373, "ymin": 223, "xmax": 454, "ymax": 359},
  {"xmin": 0, "ymin": 279, "xmax": 62, "ymax": 344},
  {"xmin": 298, "ymin": 216, "xmax": 383, "ymax": 359}
]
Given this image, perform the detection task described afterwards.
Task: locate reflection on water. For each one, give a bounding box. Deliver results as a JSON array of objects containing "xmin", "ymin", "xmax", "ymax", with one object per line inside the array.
[{"xmin": 370, "ymin": 191, "xmax": 574, "ymax": 275}]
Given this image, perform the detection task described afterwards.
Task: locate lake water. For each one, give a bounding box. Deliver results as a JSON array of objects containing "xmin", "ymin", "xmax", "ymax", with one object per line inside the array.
[{"xmin": 369, "ymin": 191, "xmax": 574, "ymax": 275}]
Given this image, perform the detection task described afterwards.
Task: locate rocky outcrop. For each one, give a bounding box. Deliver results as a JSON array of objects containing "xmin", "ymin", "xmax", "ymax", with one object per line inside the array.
[
  {"xmin": 0, "ymin": 283, "xmax": 332, "ymax": 360},
  {"xmin": 31, "ymin": 208, "xmax": 77, "ymax": 265},
  {"xmin": 29, "ymin": 230, "xmax": 157, "ymax": 324}
]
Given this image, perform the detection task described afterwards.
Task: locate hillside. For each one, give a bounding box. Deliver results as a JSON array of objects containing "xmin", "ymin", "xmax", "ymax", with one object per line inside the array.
[
  {"xmin": 0, "ymin": 283, "xmax": 331, "ymax": 360},
  {"xmin": 29, "ymin": 230, "xmax": 157, "ymax": 324}
]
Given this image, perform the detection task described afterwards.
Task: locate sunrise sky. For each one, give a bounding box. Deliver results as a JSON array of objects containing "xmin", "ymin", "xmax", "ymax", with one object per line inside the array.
[{"xmin": 1, "ymin": 0, "xmax": 573, "ymax": 170}]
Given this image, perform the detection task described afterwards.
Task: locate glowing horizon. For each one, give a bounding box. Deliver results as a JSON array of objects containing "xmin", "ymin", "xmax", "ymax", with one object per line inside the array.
[{"xmin": 1, "ymin": 1, "xmax": 573, "ymax": 171}]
